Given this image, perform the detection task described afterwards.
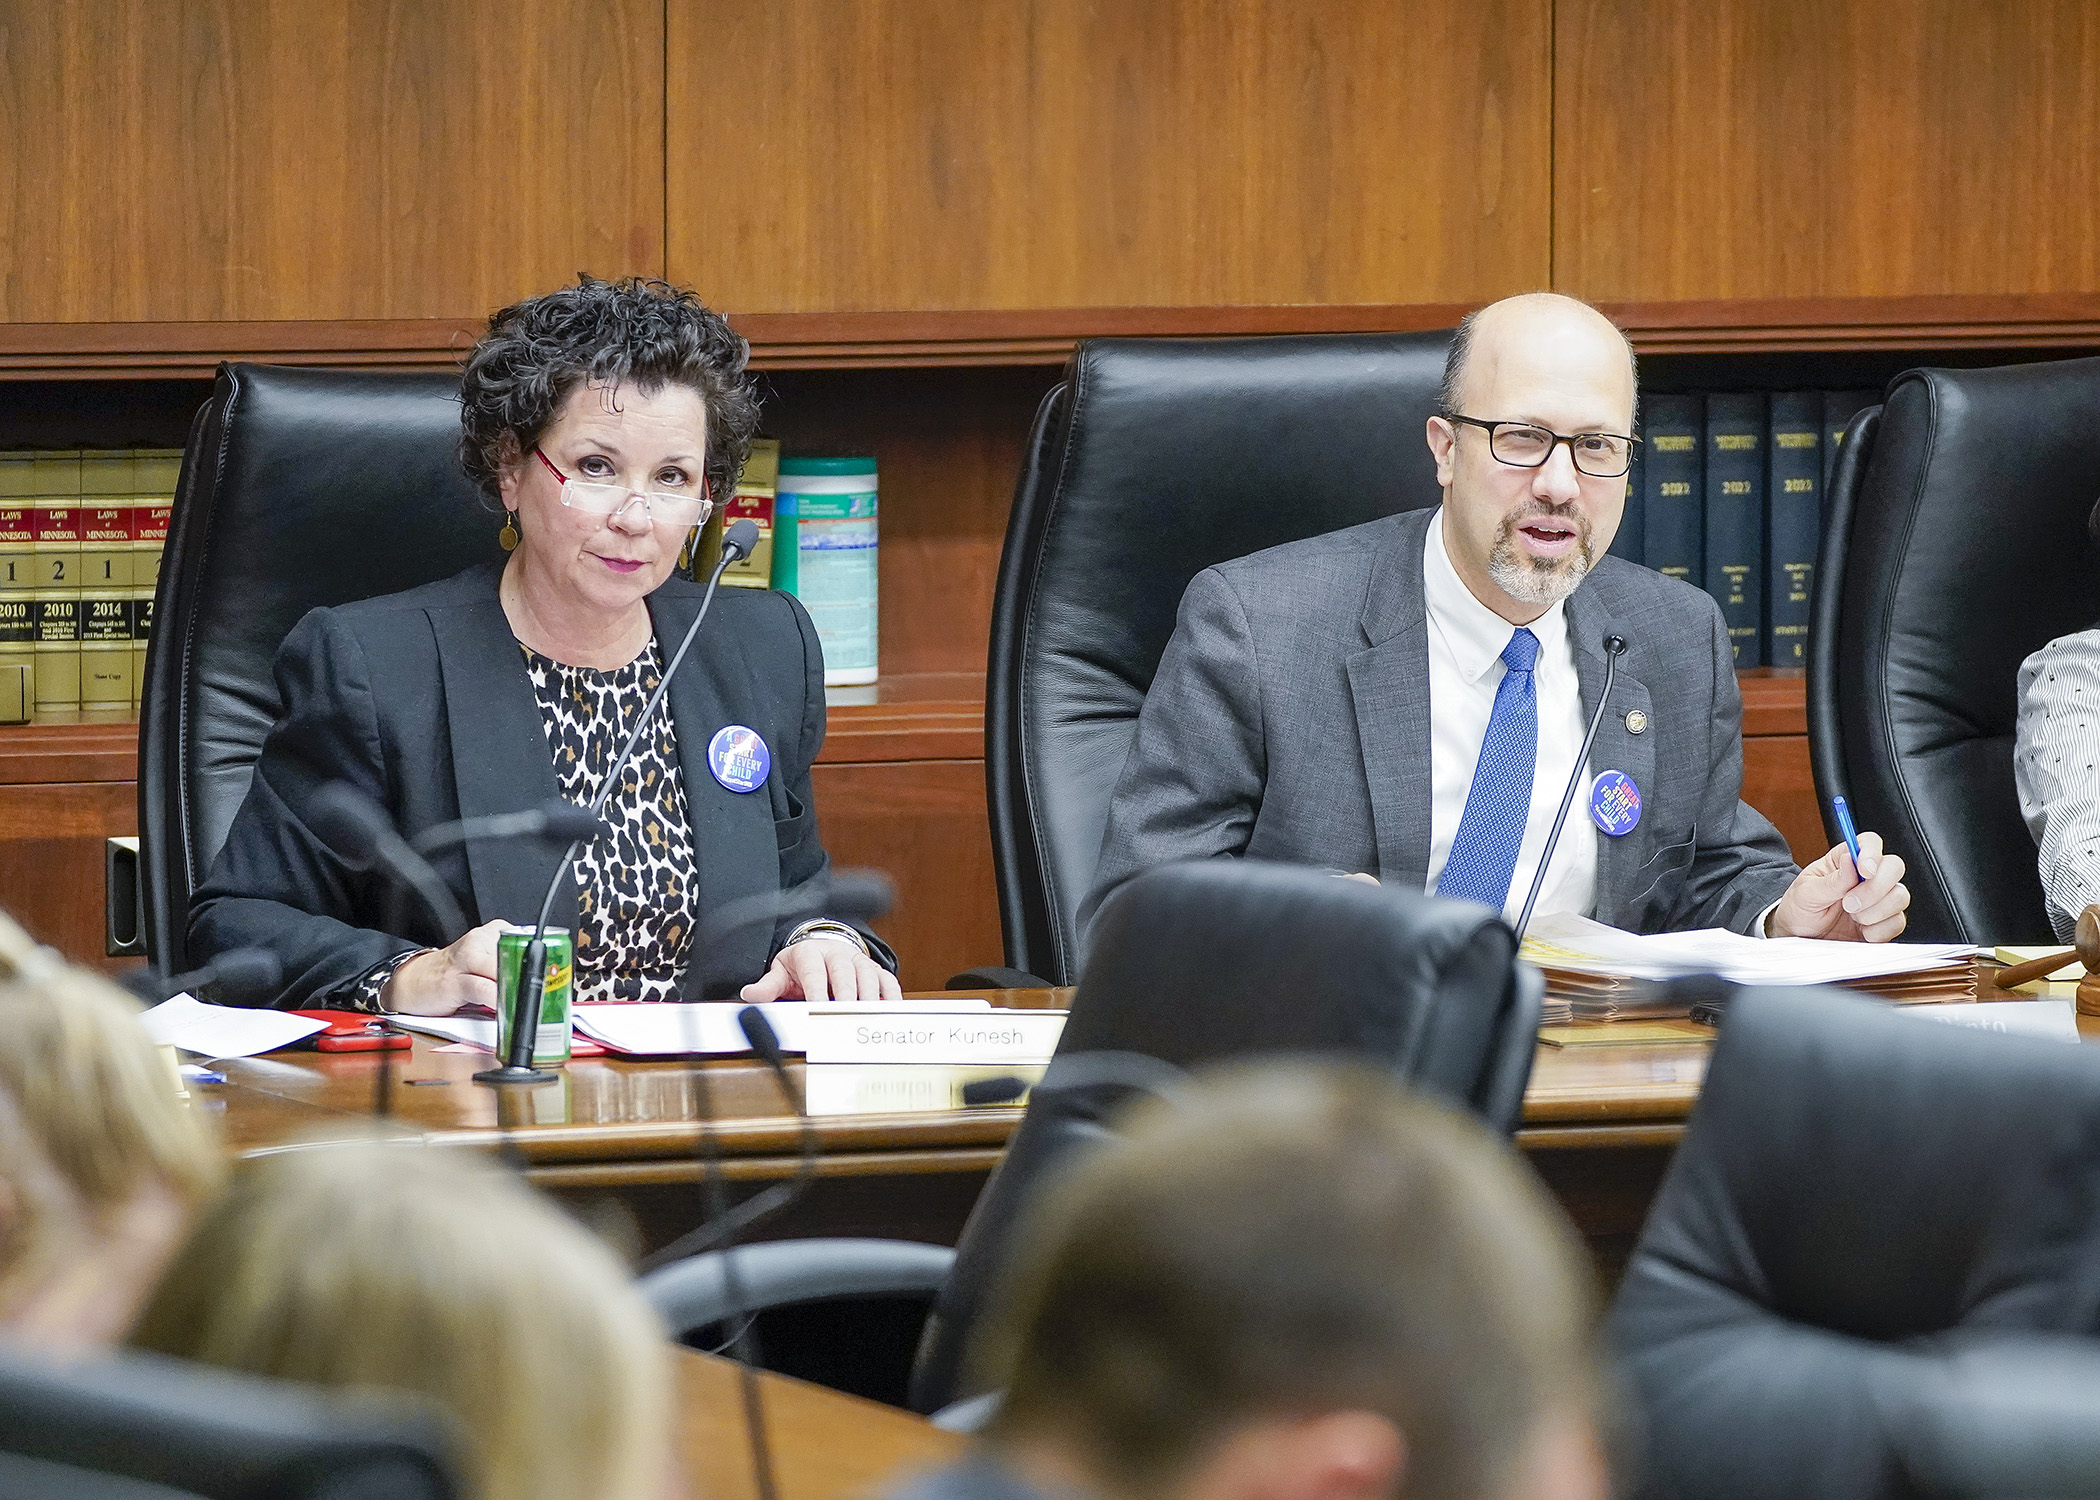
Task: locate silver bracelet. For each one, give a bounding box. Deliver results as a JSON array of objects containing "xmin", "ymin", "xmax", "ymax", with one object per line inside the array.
[{"xmin": 783, "ymin": 920, "xmax": 872, "ymax": 958}]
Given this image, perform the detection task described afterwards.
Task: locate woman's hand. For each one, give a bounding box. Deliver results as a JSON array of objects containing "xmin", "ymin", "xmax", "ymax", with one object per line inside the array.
[
  {"xmin": 381, "ymin": 919, "xmax": 507, "ymax": 1014},
  {"xmin": 741, "ymin": 936, "xmax": 903, "ymax": 1003}
]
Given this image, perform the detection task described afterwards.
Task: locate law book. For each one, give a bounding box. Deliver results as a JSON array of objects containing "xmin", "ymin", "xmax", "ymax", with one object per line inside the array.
[
  {"xmin": 77, "ymin": 486, "xmax": 134, "ymax": 716},
  {"xmin": 131, "ymin": 451, "xmax": 178, "ymax": 708},
  {"xmin": 0, "ymin": 454, "xmax": 33, "ymax": 705},
  {"xmin": 31, "ymin": 452, "xmax": 82, "ymax": 717},
  {"xmin": 1639, "ymin": 394, "xmax": 1704, "ymax": 589},
  {"xmin": 721, "ymin": 437, "xmax": 780, "ymax": 589},
  {"xmin": 1610, "ymin": 423, "xmax": 1646, "ymax": 567},
  {"xmin": 1821, "ymin": 389, "xmax": 1878, "ymax": 528},
  {"xmin": 1765, "ymin": 393, "xmax": 1822, "ymax": 669},
  {"xmin": 133, "ymin": 479, "xmax": 172, "ymax": 710},
  {"xmin": 1702, "ymin": 393, "xmax": 1766, "ymax": 667}
]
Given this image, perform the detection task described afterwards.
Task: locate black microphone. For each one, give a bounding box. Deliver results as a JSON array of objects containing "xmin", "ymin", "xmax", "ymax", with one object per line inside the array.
[
  {"xmin": 479, "ymin": 517, "xmax": 762, "ymax": 1086},
  {"xmin": 308, "ymin": 783, "xmax": 470, "ymax": 943},
  {"xmin": 1512, "ymin": 633, "xmax": 1627, "ymax": 939},
  {"xmin": 958, "ymin": 1050, "xmax": 1187, "ymax": 1112},
  {"xmin": 409, "ymin": 799, "xmax": 607, "ymax": 857},
  {"xmin": 636, "ymin": 866, "xmax": 897, "ymax": 1269},
  {"xmin": 694, "ymin": 868, "xmax": 896, "ymax": 958},
  {"xmin": 120, "ymin": 947, "xmax": 284, "ymax": 1006}
]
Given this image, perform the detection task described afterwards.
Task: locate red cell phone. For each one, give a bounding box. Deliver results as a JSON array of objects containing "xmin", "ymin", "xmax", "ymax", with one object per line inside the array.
[{"xmin": 287, "ymin": 1009, "xmax": 412, "ymax": 1052}]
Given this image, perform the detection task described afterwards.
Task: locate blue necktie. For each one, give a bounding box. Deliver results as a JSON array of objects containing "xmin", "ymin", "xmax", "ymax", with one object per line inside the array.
[{"xmin": 1437, "ymin": 627, "xmax": 1540, "ymax": 913}]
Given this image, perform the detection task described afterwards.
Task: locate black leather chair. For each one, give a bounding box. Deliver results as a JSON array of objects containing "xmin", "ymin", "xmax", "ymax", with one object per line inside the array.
[
  {"xmin": 986, "ymin": 331, "xmax": 1453, "ymax": 983},
  {"xmin": 644, "ymin": 858, "xmax": 1541, "ymax": 1415},
  {"xmin": 1609, "ymin": 986, "xmax": 2100, "ymax": 1500},
  {"xmin": 1881, "ymin": 1337, "xmax": 2100, "ymax": 1500},
  {"xmin": 0, "ymin": 1347, "xmax": 458, "ymax": 1499},
  {"xmin": 1809, "ymin": 356, "xmax": 2100, "ymax": 943},
  {"xmin": 140, "ymin": 364, "xmax": 500, "ymax": 971}
]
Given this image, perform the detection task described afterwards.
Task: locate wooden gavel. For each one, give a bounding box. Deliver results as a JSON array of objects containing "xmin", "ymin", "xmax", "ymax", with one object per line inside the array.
[{"xmin": 1993, "ymin": 906, "xmax": 2100, "ymax": 990}]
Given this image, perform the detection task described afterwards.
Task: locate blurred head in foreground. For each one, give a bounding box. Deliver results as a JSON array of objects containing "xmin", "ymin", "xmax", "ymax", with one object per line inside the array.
[
  {"xmin": 974, "ymin": 1063, "xmax": 1606, "ymax": 1500},
  {"xmin": 130, "ymin": 1142, "xmax": 669, "ymax": 1500},
  {"xmin": 0, "ymin": 916, "xmax": 223, "ymax": 1349}
]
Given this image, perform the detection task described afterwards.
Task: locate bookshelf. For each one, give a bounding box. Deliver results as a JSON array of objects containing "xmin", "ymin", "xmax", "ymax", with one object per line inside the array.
[{"xmin": 1, "ymin": 292, "xmax": 2096, "ymax": 985}]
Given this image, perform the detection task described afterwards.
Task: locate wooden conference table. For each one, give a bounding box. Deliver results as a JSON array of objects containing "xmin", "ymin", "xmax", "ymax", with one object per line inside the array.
[
  {"xmin": 679, "ymin": 1349, "xmax": 959, "ymax": 1500},
  {"xmin": 197, "ymin": 980, "xmax": 2092, "ymax": 1278}
]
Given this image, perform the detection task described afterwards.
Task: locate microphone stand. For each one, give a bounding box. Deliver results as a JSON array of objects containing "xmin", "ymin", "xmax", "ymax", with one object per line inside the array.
[
  {"xmin": 1513, "ymin": 634, "xmax": 1626, "ymax": 939},
  {"xmin": 637, "ymin": 869, "xmax": 895, "ymax": 1270},
  {"xmin": 477, "ymin": 524, "xmax": 757, "ymax": 1087}
]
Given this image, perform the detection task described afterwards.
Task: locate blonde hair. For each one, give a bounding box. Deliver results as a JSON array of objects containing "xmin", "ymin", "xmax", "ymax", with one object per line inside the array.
[
  {"xmin": 130, "ymin": 1141, "xmax": 670, "ymax": 1500},
  {"xmin": 0, "ymin": 912, "xmax": 224, "ymax": 1326},
  {"xmin": 985, "ymin": 1063, "xmax": 1599, "ymax": 1500}
]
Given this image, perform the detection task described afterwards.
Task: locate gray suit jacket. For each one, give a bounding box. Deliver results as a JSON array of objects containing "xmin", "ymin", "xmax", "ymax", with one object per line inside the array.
[{"xmin": 1082, "ymin": 508, "xmax": 1800, "ymax": 940}]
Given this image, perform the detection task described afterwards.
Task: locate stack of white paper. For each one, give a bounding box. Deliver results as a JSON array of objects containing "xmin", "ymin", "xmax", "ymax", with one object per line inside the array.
[{"xmin": 1521, "ymin": 912, "xmax": 1974, "ymax": 986}]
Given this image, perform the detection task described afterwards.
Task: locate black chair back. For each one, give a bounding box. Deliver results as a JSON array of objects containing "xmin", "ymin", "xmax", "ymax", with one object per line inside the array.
[
  {"xmin": 141, "ymin": 364, "xmax": 499, "ymax": 969},
  {"xmin": 1609, "ymin": 987, "xmax": 2100, "ymax": 1500},
  {"xmin": 0, "ymin": 1347, "xmax": 458, "ymax": 1500},
  {"xmin": 909, "ymin": 859, "xmax": 1542, "ymax": 1412},
  {"xmin": 987, "ymin": 331, "xmax": 1453, "ymax": 982},
  {"xmin": 1809, "ymin": 357, "xmax": 2100, "ymax": 942}
]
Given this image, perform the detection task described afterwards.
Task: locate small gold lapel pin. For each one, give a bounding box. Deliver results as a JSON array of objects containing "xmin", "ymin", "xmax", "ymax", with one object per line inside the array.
[{"xmin": 1624, "ymin": 709, "xmax": 1649, "ymax": 735}]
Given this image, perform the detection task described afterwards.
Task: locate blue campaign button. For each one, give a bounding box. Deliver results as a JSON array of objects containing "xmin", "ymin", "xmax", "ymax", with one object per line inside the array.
[
  {"xmin": 1589, "ymin": 769, "xmax": 1642, "ymax": 837},
  {"xmin": 707, "ymin": 725, "xmax": 771, "ymax": 794}
]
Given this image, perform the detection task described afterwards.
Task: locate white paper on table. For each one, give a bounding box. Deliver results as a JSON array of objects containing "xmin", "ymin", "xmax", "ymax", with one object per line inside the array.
[
  {"xmin": 1521, "ymin": 912, "xmax": 1974, "ymax": 985},
  {"xmin": 1904, "ymin": 999, "xmax": 2082, "ymax": 1043},
  {"xmin": 139, "ymin": 994, "xmax": 327, "ymax": 1059},
  {"xmin": 383, "ymin": 1014, "xmax": 498, "ymax": 1052},
  {"xmin": 571, "ymin": 998, "xmax": 993, "ymax": 1057}
]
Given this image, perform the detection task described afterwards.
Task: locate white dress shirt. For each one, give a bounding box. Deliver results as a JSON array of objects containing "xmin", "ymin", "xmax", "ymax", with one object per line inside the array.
[
  {"xmin": 1422, "ymin": 509, "xmax": 1597, "ymax": 924},
  {"xmin": 2015, "ymin": 628, "xmax": 2100, "ymax": 941}
]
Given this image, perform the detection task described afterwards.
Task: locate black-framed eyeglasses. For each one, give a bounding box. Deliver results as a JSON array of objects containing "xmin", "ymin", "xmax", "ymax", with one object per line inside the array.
[{"xmin": 1445, "ymin": 415, "xmax": 1641, "ymax": 478}]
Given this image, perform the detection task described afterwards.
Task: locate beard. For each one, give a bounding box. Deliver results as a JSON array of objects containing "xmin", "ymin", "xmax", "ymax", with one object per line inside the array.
[{"xmin": 1485, "ymin": 504, "xmax": 1595, "ymax": 607}]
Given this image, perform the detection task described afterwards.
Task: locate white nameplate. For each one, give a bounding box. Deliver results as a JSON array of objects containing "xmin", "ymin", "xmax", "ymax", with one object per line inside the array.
[
  {"xmin": 801, "ymin": 1006, "xmax": 1067, "ymax": 1065},
  {"xmin": 804, "ymin": 1063, "xmax": 1047, "ymax": 1116},
  {"xmin": 1905, "ymin": 999, "xmax": 2081, "ymax": 1043}
]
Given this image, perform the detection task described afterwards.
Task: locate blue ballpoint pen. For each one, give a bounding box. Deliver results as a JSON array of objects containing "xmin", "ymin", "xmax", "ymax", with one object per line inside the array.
[{"xmin": 1830, "ymin": 795, "xmax": 1863, "ymax": 867}]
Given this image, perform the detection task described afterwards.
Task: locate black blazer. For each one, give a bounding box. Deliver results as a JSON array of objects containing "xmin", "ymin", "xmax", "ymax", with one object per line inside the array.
[{"xmin": 188, "ymin": 563, "xmax": 894, "ymax": 1008}]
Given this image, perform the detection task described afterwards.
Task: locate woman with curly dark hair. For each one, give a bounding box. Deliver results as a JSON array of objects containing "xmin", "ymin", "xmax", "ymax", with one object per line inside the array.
[{"xmin": 189, "ymin": 276, "xmax": 899, "ymax": 1011}]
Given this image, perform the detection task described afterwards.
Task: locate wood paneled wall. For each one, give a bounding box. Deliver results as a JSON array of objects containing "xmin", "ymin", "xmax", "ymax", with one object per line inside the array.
[
  {"xmin": 669, "ymin": 0, "xmax": 1552, "ymax": 313},
  {"xmin": 0, "ymin": 0, "xmax": 664, "ymax": 322},
  {"xmin": 1554, "ymin": 0, "xmax": 2100, "ymax": 301},
  {"xmin": 8, "ymin": 1, "xmax": 2096, "ymax": 321}
]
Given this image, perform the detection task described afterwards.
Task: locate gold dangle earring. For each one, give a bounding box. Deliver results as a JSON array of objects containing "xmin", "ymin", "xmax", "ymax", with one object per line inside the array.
[{"xmin": 499, "ymin": 510, "xmax": 521, "ymax": 552}]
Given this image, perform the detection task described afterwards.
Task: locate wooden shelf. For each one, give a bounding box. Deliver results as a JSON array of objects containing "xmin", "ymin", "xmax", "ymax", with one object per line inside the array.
[
  {"xmin": 5, "ymin": 294, "xmax": 2098, "ymax": 380},
  {"xmin": 1737, "ymin": 669, "xmax": 1808, "ymax": 738},
  {"xmin": 0, "ymin": 669, "xmax": 1802, "ymax": 782},
  {"xmin": 0, "ymin": 674, "xmax": 989, "ymax": 786}
]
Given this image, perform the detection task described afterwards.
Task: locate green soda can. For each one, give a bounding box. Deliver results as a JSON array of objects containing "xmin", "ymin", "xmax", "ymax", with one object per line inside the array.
[{"xmin": 496, "ymin": 924, "xmax": 574, "ymax": 1066}]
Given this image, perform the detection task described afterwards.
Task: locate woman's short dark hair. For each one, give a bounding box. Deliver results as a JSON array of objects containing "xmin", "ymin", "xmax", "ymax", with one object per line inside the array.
[{"xmin": 458, "ymin": 276, "xmax": 761, "ymax": 508}]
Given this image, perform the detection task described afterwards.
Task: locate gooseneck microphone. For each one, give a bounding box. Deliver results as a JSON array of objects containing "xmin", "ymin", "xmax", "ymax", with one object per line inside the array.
[
  {"xmin": 120, "ymin": 948, "xmax": 284, "ymax": 1006},
  {"xmin": 409, "ymin": 800, "xmax": 608, "ymax": 858},
  {"xmin": 479, "ymin": 519, "xmax": 761, "ymax": 1086},
  {"xmin": 309, "ymin": 784, "xmax": 471, "ymax": 943},
  {"xmin": 1512, "ymin": 633, "xmax": 1627, "ymax": 939},
  {"xmin": 637, "ymin": 866, "xmax": 895, "ymax": 1271}
]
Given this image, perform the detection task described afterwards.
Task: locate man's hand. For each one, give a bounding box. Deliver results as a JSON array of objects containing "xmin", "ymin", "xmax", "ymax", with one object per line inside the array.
[
  {"xmin": 742, "ymin": 936, "xmax": 903, "ymax": 1003},
  {"xmin": 381, "ymin": 918, "xmax": 506, "ymax": 1014},
  {"xmin": 1768, "ymin": 832, "xmax": 1910, "ymax": 942}
]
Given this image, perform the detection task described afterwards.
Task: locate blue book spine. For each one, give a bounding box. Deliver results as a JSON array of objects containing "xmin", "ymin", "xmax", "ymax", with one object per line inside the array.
[
  {"xmin": 1765, "ymin": 392, "xmax": 1821, "ymax": 669},
  {"xmin": 1820, "ymin": 389, "xmax": 1877, "ymax": 530},
  {"xmin": 1640, "ymin": 393, "xmax": 1704, "ymax": 589},
  {"xmin": 1610, "ymin": 422, "xmax": 1646, "ymax": 567},
  {"xmin": 1703, "ymin": 392, "xmax": 1766, "ymax": 667}
]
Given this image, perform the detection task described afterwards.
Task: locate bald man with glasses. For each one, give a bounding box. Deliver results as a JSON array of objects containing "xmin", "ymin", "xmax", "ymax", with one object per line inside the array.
[{"xmin": 1082, "ymin": 293, "xmax": 1910, "ymax": 945}]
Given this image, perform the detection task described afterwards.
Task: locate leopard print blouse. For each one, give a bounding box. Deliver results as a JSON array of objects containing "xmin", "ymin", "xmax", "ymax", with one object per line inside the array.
[
  {"xmin": 342, "ymin": 637, "xmax": 699, "ymax": 1009},
  {"xmin": 522, "ymin": 638, "xmax": 699, "ymax": 1003}
]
